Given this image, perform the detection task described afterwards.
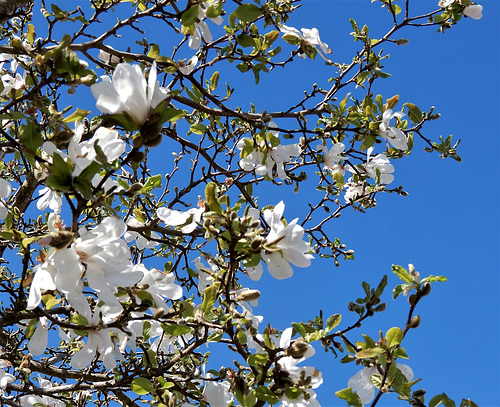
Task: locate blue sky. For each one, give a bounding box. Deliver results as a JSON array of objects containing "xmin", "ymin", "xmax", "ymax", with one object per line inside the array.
[
  {"xmin": 16, "ymin": 1, "xmax": 499, "ymax": 406},
  {"xmin": 241, "ymin": 1, "xmax": 500, "ymax": 406}
]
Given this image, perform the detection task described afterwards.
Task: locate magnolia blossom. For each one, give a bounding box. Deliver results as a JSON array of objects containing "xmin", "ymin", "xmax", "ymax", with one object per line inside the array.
[
  {"xmin": 363, "ymin": 147, "xmax": 394, "ymax": 185},
  {"xmin": 348, "ymin": 364, "xmax": 414, "ymax": 405},
  {"xmin": 247, "ymin": 201, "xmax": 313, "ymax": 280},
  {"xmin": 379, "ymin": 109, "xmax": 408, "ymax": 150},
  {"xmin": 91, "ymin": 61, "xmax": 168, "ymax": 126},
  {"xmin": 344, "ymin": 179, "xmax": 365, "ymax": 203},
  {"xmin": 157, "ymin": 206, "xmax": 204, "ymax": 234},
  {"xmin": 28, "ymin": 317, "xmax": 49, "ymax": 356},
  {"xmin": 188, "ymin": 2, "xmax": 223, "ymax": 50},
  {"xmin": 277, "ymin": 328, "xmax": 322, "ymax": 407},
  {"xmin": 237, "ymin": 124, "xmax": 301, "ymax": 180},
  {"xmin": 203, "ymin": 377, "xmax": 234, "ymax": 406},
  {"xmin": 98, "ymin": 46, "xmax": 120, "ymax": 64},
  {"xmin": 438, "ymin": 0, "xmax": 455, "ymax": 7},
  {"xmin": 70, "ymin": 309, "xmax": 123, "ymax": 370},
  {"xmin": 193, "ymin": 257, "xmax": 217, "ymax": 294},
  {"xmin": 37, "ymin": 186, "xmax": 62, "ymax": 214},
  {"xmin": 19, "ymin": 375, "xmax": 65, "ymax": 407},
  {"xmin": 316, "ymin": 142, "xmax": 345, "ymax": 172},
  {"xmin": 178, "ymin": 55, "xmax": 199, "ymax": 75},
  {"xmin": 0, "ymin": 178, "xmax": 12, "ymax": 220},
  {"xmin": 0, "ymin": 360, "xmax": 15, "ymax": 389},
  {"xmin": 280, "ymin": 25, "xmax": 332, "ymax": 61},
  {"xmin": 463, "ymin": 4, "xmax": 483, "ymax": 19},
  {"xmin": 124, "ymin": 217, "xmax": 160, "ymax": 250},
  {"xmin": 1, "ymin": 71, "xmax": 26, "ymax": 96},
  {"xmin": 135, "ymin": 265, "xmax": 183, "ymax": 312}
]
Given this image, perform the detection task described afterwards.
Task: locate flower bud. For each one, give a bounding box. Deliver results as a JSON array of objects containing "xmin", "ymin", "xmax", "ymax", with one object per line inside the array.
[
  {"xmin": 412, "ymin": 389, "xmax": 426, "ymax": 398},
  {"xmin": 285, "ymin": 340, "xmax": 309, "ymax": 359},
  {"xmin": 126, "ymin": 182, "xmax": 144, "ymax": 195},
  {"xmin": 235, "ymin": 289, "xmax": 261, "ymax": 303},
  {"xmin": 408, "ymin": 294, "xmax": 418, "ymax": 306},
  {"xmin": 395, "ymin": 38, "xmax": 409, "ymax": 45},
  {"xmin": 420, "ymin": 282, "xmax": 431, "ymax": 296},
  {"xmin": 50, "ymin": 230, "xmax": 74, "ymax": 249},
  {"xmin": 133, "ymin": 134, "xmax": 144, "ymax": 149},
  {"xmin": 373, "ymin": 303, "xmax": 386, "ymax": 312},
  {"xmin": 409, "ymin": 315, "xmax": 421, "ymax": 329},
  {"xmin": 250, "ymin": 236, "xmax": 265, "ymax": 251}
]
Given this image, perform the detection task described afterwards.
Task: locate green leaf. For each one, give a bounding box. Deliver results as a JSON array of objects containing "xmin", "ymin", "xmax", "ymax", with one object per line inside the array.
[
  {"xmin": 162, "ymin": 322, "xmax": 192, "ymax": 336},
  {"xmin": 141, "ymin": 174, "xmax": 162, "ymax": 193},
  {"xmin": 148, "ymin": 43, "xmax": 160, "ymax": 59},
  {"xmin": 201, "ymin": 282, "xmax": 220, "ymax": 316},
  {"xmin": 237, "ymin": 34, "xmax": 256, "ymax": 48},
  {"xmin": 336, "ymin": 387, "xmax": 363, "ymax": 407},
  {"xmin": 255, "ymin": 385, "xmax": 280, "ymax": 404},
  {"xmin": 404, "ymin": 103, "xmax": 423, "ymax": 124},
  {"xmin": 355, "ymin": 347, "xmax": 384, "ymax": 359},
  {"xmin": 22, "ymin": 122, "xmax": 43, "ymax": 153},
  {"xmin": 181, "ymin": 5, "xmax": 199, "ymax": 27},
  {"xmin": 385, "ymin": 327, "xmax": 403, "ymax": 347},
  {"xmin": 392, "ymin": 284, "xmax": 407, "ymax": 299},
  {"xmin": 209, "ymin": 71, "xmax": 219, "ymax": 91},
  {"xmin": 46, "ymin": 153, "xmax": 73, "ymax": 192},
  {"xmin": 160, "ymin": 107, "xmax": 186, "ymax": 123},
  {"xmin": 421, "ymin": 275, "xmax": 447, "ymax": 283},
  {"xmin": 392, "ymin": 264, "xmax": 412, "ymax": 283},
  {"xmin": 430, "ymin": 394, "xmax": 456, "ymax": 407},
  {"xmin": 234, "ymin": 4, "xmax": 261, "ymax": 23},
  {"xmin": 131, "ymin": 377, "xmax": 155, "ymax": 395},
  {"xmin": 190, "ymin": 123, "xmax": 207, "ymax": 135},
  {"xmin": 375, "ymin": 275, "xmax": 387, "ymax": 297},
  {"xmin": 206, "ymin": 2, "xmax": 223, "ymax": 19},
  {"xmin": 326, "ymin": 314, "xmax": 341, "ymax": 332},
  {"xmin": 360, "ymin": 135, "xmax": 376, "ymax": 151},
  {"xmin": 64, "ymin": 108, "xmax": 91, "ymax": 123}
]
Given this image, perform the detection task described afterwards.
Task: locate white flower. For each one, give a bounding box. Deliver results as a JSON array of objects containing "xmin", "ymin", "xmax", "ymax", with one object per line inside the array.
[
  {"xmin": 193, "ymin": 257, "xmax": 217, "ymax": 294},
  {"xmin": 316, "ymin": 142, "xmax": 345, "ymax": 171},
  {"xmin": 157, "ymin": 206, "xmax": 204, "ymax": 234},
  {"xmin": 124, "ymin": 217, "xmax": 160, "ymax": 250},
  {"xmin": 363, "ymin": 147, "xmax": 394, "ymax": 185},
  {"xmin": 438, "ymin": 0, "xmax": 455, "ymax": 7},
  {"xmin": 237, "ymin": 123, "xmax": 300, "ymax": 180},
  {"xmin": 247, "ymin": 201, "xmax": 313, "ymax": 280},
  {"xmin": 98, "ymin": 46, "xmax": 120, "ymax": 64},
  {"xmin": 348, "ymin": 364, "xmax": 413, "ymax": 405},
  {"xmin": 37, "ymin": 187, "xmax": 62, "ymax": 214},
  {"xmin": 280, "ymin": 25, "xmax": 332, "ymax": 61},
  {"xmin": 28, "ymin": 317, "xmax": 49, "ymax": 356},
  {"xmin": 463, "ymin": 4, "xmax": 483, "ymax": 19},
  {"xmin": 70, "ymin": 309, "xmax": 123, "ymax": 370},
  {"xmin": 188, "ymin": 2, "xmax": 223, "ymax": 50},
  {"xmin": 135, "ymin": 265, "xmax": 183, "ymax": 312},
  {"xmin": 19, "ymin": 375, "xmax": 65, "ymax": 407},
  {"xmin": 91, "ymin": 62, "xmax": 168, "ymax": 126},
  {"xmin": 1, "ymin": 71, "xmax": 26, "ymax": 96},
  {"xmin": 203, "ymin": 378, "xmax": 234, "ymax": 407},
  {"xmin": 0, "ymin": 360, "xmax": 15, "ymax": 389},
  {"xmin": 178, "ymin": 55, "xmax": 199, "ymax": 75},
  {"xmin": 344, "ymin": 179, "xmax": 365, "ymax": 203},
  {"xmin": 378, "ymin": 109, "xmax": 408, "ymax": 150},
  {"xmin": 0, "ymin": 178, "xmax": 12, "ymax": 220}
]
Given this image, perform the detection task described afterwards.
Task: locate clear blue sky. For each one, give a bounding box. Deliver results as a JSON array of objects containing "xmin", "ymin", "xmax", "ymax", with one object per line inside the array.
[
  {"xmin": 241, "ymin": 1, "xmax": 500, "ymax": 406},
  {"xmin": 22, "ymin": 1, "xmax": 500, "ymax": 406}
]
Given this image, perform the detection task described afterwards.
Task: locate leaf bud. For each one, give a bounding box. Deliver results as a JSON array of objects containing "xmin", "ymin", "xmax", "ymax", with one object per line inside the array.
[
  {"xmin": 250, "ymin": 236, "xmax": 265, "ymax": 251},
  {"xmin": 154, "ymin": 308, "xmax": 165, "ymax": 319},
  {"xmin": 408, "ymin": 294, "xmax": 418, "ymax": 306},
  {"xmin": 373, "ymin": 303, "xmax": 386, "ymax": 312},
  {"xmin": 395, "ymin": 38, "xmax": 409, "ymax": 45},
  {"xmin": 49, "ymin": 230, "xmax": 74, "ymax": 249},
  {"xmin": 129, "ymin": 150, "xmax": 145, "ymax": 164},
  {"xmin": 144, "ymin": 133, "xmax": 163, "ymax": 148},
  {"xmin": 409, "ymin": 315, "xmax": 421, "ymax": 329},
  {"xmin": 235, "ymin": 289, "xmax": 261, "ymax": 303},
  {"xmin": 412, "ymin": 389, "xmax": 426, "ymax": 398},
  {"xmin": 126, "ymin": 182, "xmax": 144, "ymax": 195},
  {"xmin": 133, "ymin": 134, "xmax": 145, "ymax": 149},
  {"xmin": 285, "ymin": 340, "xmax": 309, "ymax": 359},
  {"xmin": 420, "ymin": 282, "xmax": 431, "ymax": 296}
]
